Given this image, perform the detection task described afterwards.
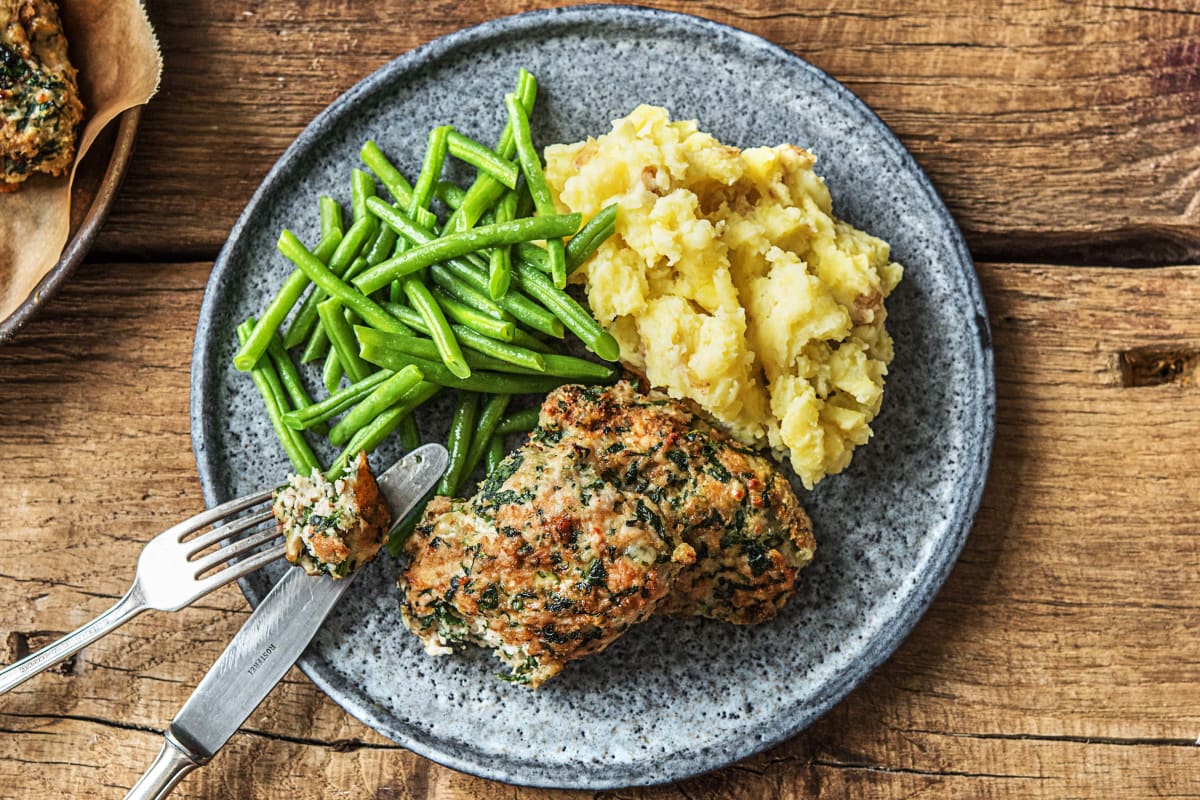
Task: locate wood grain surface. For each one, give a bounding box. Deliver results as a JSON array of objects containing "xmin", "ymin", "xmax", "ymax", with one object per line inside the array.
[
  {"xmin": 1, "ymin": 261, "xmax": 1197, "ymax": 798},
  {"xmin": 97, "ymin": 0, "xmax": 1200, "ymax": 266},
  {"xmin": 3, "ymin": 0, "xmax": 1199, "ymax": 798}
]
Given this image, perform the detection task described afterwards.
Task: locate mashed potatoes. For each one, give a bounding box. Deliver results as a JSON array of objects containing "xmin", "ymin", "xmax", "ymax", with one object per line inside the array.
[{"xmin": 544, "ymin": 106, "xmax": 903, "ymax": 488}]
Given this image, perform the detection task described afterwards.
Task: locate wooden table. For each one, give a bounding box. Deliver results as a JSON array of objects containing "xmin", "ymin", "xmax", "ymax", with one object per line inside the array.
[{"xmin": 2, "ymin": 2, "xmax": 1198, "ymax": 797}]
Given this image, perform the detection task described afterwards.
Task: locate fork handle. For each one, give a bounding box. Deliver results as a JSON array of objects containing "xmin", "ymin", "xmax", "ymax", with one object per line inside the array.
[{"xmin": 0, "ymin": 585, "xmax": 146, "ymax": 696}]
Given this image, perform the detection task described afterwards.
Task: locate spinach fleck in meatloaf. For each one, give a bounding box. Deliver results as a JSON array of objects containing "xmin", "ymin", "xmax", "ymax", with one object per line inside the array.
[
  {"xmin": 1, "ymin": 0, "xmax": 83, "ymax": 191},
  {"xmin": 399, "ymin": 382, "xmax": 816, "ymax": 686},
  {"xmin": 273, "ymin": 452, "xmax": 392, "ymax": 579}
]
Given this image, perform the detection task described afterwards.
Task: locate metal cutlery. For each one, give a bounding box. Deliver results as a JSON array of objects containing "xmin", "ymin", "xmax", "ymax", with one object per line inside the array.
[
  {"xmin": 123, "ymin": 443, "xmax": 447, "ymax": 800},
  {"xmin": 0, "ymin": 484, "xmax": 289, "ymax": 696}
]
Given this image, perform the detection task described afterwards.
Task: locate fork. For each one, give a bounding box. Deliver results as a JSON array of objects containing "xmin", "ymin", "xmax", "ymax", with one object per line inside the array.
[{"xmin": 0, "ymin": 487, "xmax": 286, "ymax": 696}]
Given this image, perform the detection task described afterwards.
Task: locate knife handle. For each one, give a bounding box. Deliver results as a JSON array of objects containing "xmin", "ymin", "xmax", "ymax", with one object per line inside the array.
[{"xmin": 124, "ymin": 735, "xmax": 202, "ymax": 800}]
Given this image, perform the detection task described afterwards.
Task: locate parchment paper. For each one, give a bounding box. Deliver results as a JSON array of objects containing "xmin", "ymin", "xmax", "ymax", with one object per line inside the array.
[{"xmin": 0, "ymin": 0, "xmax": 162, "ymax": 321}]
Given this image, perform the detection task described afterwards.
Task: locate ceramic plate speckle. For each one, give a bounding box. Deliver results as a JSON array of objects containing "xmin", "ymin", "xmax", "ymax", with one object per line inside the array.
[{"xmin": 191, "ymin": 5, "xmax": 993, "ymax": 789}]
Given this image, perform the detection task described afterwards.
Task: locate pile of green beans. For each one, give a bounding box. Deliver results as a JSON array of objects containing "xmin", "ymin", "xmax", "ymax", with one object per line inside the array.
[{"xmin": 230, "ymin": 69, "xmax": 621, "ymax": 536}]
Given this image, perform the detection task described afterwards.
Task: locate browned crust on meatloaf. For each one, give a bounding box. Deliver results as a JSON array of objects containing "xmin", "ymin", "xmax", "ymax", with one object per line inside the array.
[{"xmin": 398, "ymin": 382, "xmax": 815, "ymax": 686}]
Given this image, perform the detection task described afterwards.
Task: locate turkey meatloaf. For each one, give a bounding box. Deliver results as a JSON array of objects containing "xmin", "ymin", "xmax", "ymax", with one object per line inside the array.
[
  {"xmin": 1, "ymin": 0, "xmax": 82, "ymax": 190},
  {"xmin": 398, "ymin": 382, "xmax": 816, "ymax": 686}
]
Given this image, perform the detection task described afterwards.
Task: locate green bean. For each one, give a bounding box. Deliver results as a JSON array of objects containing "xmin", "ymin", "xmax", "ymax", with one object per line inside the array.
[
  {"xmin": 328, "ymin": 216, "xmax": 378, "ymax": 274},
  {"xmin": 281, "ymin": 230, "xmax": 346, "ymax": 350},
  {"xmin": 343, "ymin": 255, "xmax": 371, "ymax": 283},
  {"xmin": 320, "ymin": 196, "xmax": 343, "ymax": 239},
  {"xmin": 389, "ymin": 294, "xmax": 514, "ymax": 343},
  {"xmin": 402, "ymin": 275, "xmax": 470, "ymax": 379},
  {"xmin": 486, "ymin": 435, "xmax": 505, "ymax": 474},
  {"xmin": 359, "ymin": 140, "xmax": 438, "ymax": 230},
  {"xmin": 387, "ymin": 232, "xmax": 410, "ymax": 307},
  {"xmin": 318, "ymin": 298, "xmax": 371, "ymax": 383},
  {"xmin": 505, "ymin": 91, "xmax": 567, "ymax": 288},
  {"xmin": 266, "ymin": 334, "xmax": 312, "ymax": 411},
  {"xmin": 514, "ymin": 179, "xmax": 535, "ymax": 218},
  {"xmin": 369, "ymin": 196, "xmax": 483, "ymax": 267},
  {"xmin": 234, "ymin": 228, "xmax": 342, "ymax": 371},
  {"xmin": 435, "ymin": 290, "xmax": 515, "ymax": 340},
  {"xmin": 511, "ymin": 262, "xmax": 620, "ymax": 361},
  {"xmin": 451, "ymin": 179, "xmax": 507, "ymax": 233},
  {"xmin": 447, "ymin": 129, "xmax": 519, "ymax": 189},
  {"xmin": 501, "ymin": 69, "xmax": 538, "ymax": 158},
  {"xmin": 510, "ymin": 327, "xmax": 556, "ymax": 353},
  {"xmin": 489, "ymin": 189, "xmax": 517, "ymax": 298},
  {"xmin": 285, "ymin": 216, "xmax": 380, "ymax": 351},
  {"xmin": 514, "ymin": 241, "xmax": 548, "ymax": 272},
  {"xmin": 460, "ymin": 393, "xmax": 510, "ymax": 489},
  {"xmin": 427, "ymin": 265, "xmax": 509, "ymax": 321},
  {"xmin": 265, "ymin": 333, "xmax": 327, "ymax": 433},
  {"xmin": 322, "ymin": 344, "xmax": 344, "ymax": 394},
  {"xmin": 357, "ymin": 326, "xmax": 516, "ymax": 373},
  {"xmin": 566, "ymin": 204, "xmax": 618, "ymax": 274},
  {"xmin": 327, "ymin": 380, "xmax": 440, "ymax": 478},
  {"xmin": 409, "ymin": 125, "xmax": 451, "ymax": 219},
  {"xmin": 351, "ymin": 169, "xmax": 376, "ymax": 222},
  {"xmin": 446, "ymin": 70, "xmax": 537, "ymax": 233},
  {"xmin": 353, "ymin": 212, "xmax": 581, "ymax": 295},
  {"xmin": 434, "ymin": 180, "xmax": 466, "ymax": 210},
  {"xmin": 399, "ymin": 414, "xmax": 420, "ymax": 451},
  {"xmin": 283, "ymin": 370, "xmax": 392, "ymax": 429},
  {"xmin": 364, "ymin": 225, "xmax": 398, "ymax": 267},
  {"xmin": 277, "ymin": 230, "xmax": 409, "ymax": 336},
  {"xmin": 377, "ymin": 332, "xmax": 609, "ymax": 379},
  {"xmin": 453, "ymin": 325, "xmax": 545, "ymax": 372},
  {"xmin": 328, "ymin": 364, "xmax": 424, "ymax": 445},
  {"xmin": 238, "ymin": 319, "xmax": 319, "ymax": 475},
  {"xmin": 358, "ymin": 339, "xmax": 574, "ymax": 394},
  {"xmin": 366, "ymin": 196, "xmax": 564, "ymax": 337},
  {"xmin": 537, "ymin": 353, "xmax": 618, "ymax": 381},
  {"xmin": 300, "ymin": 324, "xmax": 330, "ymax": 363},
  {"xmin": 439, "ymin": 391, "xmax": 480, "ymax": 495},
  {"xmin": 439, "ymin": 259, "xmax": 563, "ymax": 337},
  {"xmin": 495, "ymin": 407, "xmax": 540, "ymax": 435}
]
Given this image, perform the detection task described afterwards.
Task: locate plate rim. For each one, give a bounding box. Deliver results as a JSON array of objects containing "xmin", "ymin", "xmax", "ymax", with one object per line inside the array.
[{"xmin": 191, "ymin": 3, "xmax": 995, "ymax": 789}]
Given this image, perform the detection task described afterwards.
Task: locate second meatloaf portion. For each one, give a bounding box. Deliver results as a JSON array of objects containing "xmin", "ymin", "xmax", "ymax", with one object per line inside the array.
[
  {"xmin": 398, "ymin": 382, "xmax": 816, "ymax": 686},
  {"xmin": 1, "ymin": 0, "xmax": 83, "ymax": 190}
]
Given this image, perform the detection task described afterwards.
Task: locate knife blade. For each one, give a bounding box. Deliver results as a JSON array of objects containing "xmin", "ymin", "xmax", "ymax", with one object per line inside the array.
[{"xmin": 124, "ymin": 443, "xmax": 446, "ymax": 800}]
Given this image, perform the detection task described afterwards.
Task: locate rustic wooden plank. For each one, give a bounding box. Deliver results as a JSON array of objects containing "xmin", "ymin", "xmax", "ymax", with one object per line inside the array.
[
  {"xmin": 1, "ymin": 260, "xmax": 1199, "ymax": 797},
  {"xmin": 94, "ymin": 1, "xmax": 1200, "ymax": 264}
]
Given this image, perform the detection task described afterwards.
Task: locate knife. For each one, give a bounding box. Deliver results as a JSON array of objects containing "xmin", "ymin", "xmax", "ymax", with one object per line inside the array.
[{"xmin": 124, "ymin": 443, "xmax": 447, "ymax": 800}]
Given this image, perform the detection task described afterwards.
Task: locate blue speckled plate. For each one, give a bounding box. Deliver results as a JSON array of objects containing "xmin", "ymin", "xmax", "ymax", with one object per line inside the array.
[{"xmin": 190, "ymin": 5, "xmax": 994, "ymax": 790}]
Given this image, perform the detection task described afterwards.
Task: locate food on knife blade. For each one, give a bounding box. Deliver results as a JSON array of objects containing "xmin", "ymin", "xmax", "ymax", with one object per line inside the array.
[
  {"xmin": 273, "ymin": 451, "xmax": 391, "ymax": 578},
  {"xmin": 1, "ymin": 0, "xmax": 83, "ymax": 191},
  {"xmin": 397, "ymin": 382, "xmax": 815, "ymax": 686},
  {"xmin": 544, "ymin": 105, "xmax": 903, "ymax": 488}
]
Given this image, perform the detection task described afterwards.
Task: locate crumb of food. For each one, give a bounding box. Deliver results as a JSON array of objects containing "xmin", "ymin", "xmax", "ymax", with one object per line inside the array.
[
  {"xmin": 397, "ymin": 382, "xmax": 815, "ymax": 687},
  {"xmin": 544, "ymin": 105, "xmax": 903, "ymax": 488},
  {"xmin": 272, "ymin": 451, "xmax": 391, "ymax": 579},
  {"xmin": 0, "ymin": 0, "xmax": 84, "ymax": 191}
]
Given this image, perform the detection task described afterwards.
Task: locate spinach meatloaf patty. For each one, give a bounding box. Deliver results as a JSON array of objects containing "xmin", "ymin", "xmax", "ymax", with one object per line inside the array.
[
  {"xmin": 398, "ymin": 381, "xmax": 816, "ymax": 686},
  {"xmin": 273, "ymin": 452, "xmax": 392, "ymax": 579},
  {"xmin": 1, "ymin": 0, "xmax": 83, "ymax": 191}
]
